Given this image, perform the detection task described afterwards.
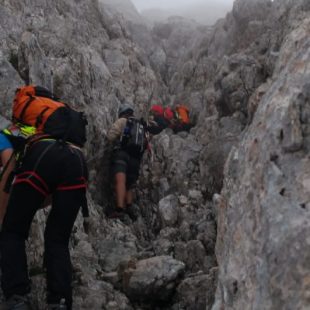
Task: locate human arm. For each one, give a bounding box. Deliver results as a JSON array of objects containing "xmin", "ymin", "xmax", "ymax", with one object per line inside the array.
[
  {"xmin": 106, "ymin": 118, "xmax": 127, "ymax": 142},
  {"xmin": 0, "ymin": 148, "xmax": 15, "ymax": 225}
]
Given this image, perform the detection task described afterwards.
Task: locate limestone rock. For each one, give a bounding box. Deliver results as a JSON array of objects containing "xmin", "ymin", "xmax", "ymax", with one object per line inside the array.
[
  {"xmin": 122, "ymin": 256, "xmax": 185, "ymax": 302},
  {"xmin": 212, "ymin": 13, "xmax": 310, "ymax": 310},
  {"xmin": 158, "ymin": 194, "xmax": 180, "ymax": 228},
  {"xmin": 176, "ymin": 271, "xmax": 217, "ymax": 310},
  {"xmin": 0, "ymin": 0, "xmax": 309, "ymax": 309}
]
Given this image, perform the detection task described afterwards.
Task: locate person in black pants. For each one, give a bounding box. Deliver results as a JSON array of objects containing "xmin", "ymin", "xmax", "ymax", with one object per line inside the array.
[{"xmin": 0, "ymin": 138, "xmax": 88, "ymax": 310}]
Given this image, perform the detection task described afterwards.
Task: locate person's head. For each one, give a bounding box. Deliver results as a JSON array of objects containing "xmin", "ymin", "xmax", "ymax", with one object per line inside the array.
[
  {"xmin": 118, "ymin": 103, "xmax": 134, "ymax": 118},
  {"xmin": 150, "ymin": 105, "xmax": 164, "ymax": 116}
]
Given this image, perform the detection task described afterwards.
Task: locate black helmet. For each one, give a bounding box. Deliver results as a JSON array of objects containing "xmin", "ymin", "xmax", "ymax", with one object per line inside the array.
[{"xmin": 118, "ymin": 103, "xmax": 134, "ymax": 117}]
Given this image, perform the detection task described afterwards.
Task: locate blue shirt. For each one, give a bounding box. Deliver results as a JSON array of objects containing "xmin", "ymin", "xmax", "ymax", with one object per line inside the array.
[{"xmin": 0, "ymin": 133, "xmax": 13, "ymax": 152}]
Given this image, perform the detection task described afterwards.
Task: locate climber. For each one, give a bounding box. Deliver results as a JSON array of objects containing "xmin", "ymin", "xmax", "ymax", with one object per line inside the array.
[
  {"xmin": 0, "ymin": 124, "xmax": 34, "ymax": 228},
  {"xmin": 163, "ymin": 106, "xmax": 174, "ymax": 127},
  {"xmin": 171, "ymin": 104, "xmax": 192, "ymax": 133},
  {"xmin": 147, "ymin": 104, "xmax": 174, "ymax": 135},
  {"xmin": 0, "ymin": 131, "xmax": 15, "ymax": 229},
  {"xmin": 0, "ymin": 86, "xmax": 88, "ymax": 310},
  {"xmin": 107, "ymin": 102, "xmax": 148, "ymax": 221}
]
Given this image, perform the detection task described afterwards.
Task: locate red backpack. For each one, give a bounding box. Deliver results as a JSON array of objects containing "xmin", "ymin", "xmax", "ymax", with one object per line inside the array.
[
  {"xmin": 150, "ymin": 105, "xmax": 164, "ymax": 116},
  {"xmin": 163, "ymin": 107, "xmax": 174, "ymax": 121}
]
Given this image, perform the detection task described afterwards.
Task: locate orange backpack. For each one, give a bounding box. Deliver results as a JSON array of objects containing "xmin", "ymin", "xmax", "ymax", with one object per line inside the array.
[
  {"xmin": 175, "ymin": 105, "xmax": 190, "ymax": 124},
  {"xmin": 12, "ymin": 85, "xmax": 87, "ymax": 147},
  {"xmin": 13, "ymin": 85, "xmax": 65, "ymax": 132}
]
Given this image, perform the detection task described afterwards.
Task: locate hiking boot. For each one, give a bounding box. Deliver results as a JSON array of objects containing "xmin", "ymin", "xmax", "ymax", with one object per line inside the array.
[
  {"xmin": 125, "ymin": 204, "xmax": 138, "ymax": 221},
  {"xmin": 47, "ymin": 306, "xmax": 66, "ymax": 310},
  {"xmin": 47, "ymin": 299, "xmax": 67, "ymax": 309},
  {"xmin": 108, "ymin": 207, "xmax": 125, "ymax": 220},
  {"xmin": 0, "ymin": 295, "xmax": 31, "ymax": 310}
]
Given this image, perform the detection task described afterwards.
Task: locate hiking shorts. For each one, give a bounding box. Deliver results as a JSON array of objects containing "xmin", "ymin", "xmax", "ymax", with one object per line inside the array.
[{"xmin": 111, "ymin": 149, "xmax": 141, "ymax": 189}]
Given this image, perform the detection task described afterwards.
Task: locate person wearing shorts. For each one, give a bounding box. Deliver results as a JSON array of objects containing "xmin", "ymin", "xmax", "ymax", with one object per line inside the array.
[{"xmin": 107, "ymin": 103, "xmax": 146, "ymax": 221}]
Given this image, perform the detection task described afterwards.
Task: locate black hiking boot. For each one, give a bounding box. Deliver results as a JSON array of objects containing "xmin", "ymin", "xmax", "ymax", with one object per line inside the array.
[
  {"xmin": 47, "ymin": 299, "xmax": 67, "ymax": 309},
  {"xmin": 108, "ymin": 207, "xmax": 126, "ymax": 220},
  {"xmin": 125, "ymin": 204, "xmax": 138, "ymax": 221},
  {"xmin": 0, "ymin": 295, "xmax": 31, "ymax": 310}
]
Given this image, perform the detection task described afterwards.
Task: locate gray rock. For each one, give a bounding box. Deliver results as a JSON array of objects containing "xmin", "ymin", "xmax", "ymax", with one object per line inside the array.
[
  {"xmin": 153, "ymin": 238, "xmax": 174, "ymax": 256},
  {"xmin": 0, "ymin": 51, "xmax": 24, "ymax": 117},
  {"xmin": 176, "ymin": 271, "xmax": 217, "ymax": 310},
  {"xmin": 212, "ymin": 14, "xmax": 310, "ymax": 310},
  {"xmin": 0, "ymin": 0, "xmax": 309, "ymax": 309},
  {"xmin": 123, "ymin": 255, "xmax": 185, "ymax": 302},
  {"xmin": 98, "ymin": 240, "xmax": 138, "ymax": 272},
  {"xmin": 174, "ymin": 240, "xmax": 206, "ymax": 273},
  {"xmin": 158, "ymin": 194, "xmax": 180, "ymax": 227},
  {"xmin": 100, "ymin": 0, "xmax": 143, "ymax": 24},
  {"xmin": 0, "ymin": 114, "xmax": 10, "ymax": 130}
]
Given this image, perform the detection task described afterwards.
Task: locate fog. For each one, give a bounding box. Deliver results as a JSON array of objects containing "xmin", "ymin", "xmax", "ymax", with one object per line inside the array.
[
  {"xmin": 131, "ymin": 0, "xmax": 234, "ymax": 25},
  {"xmin": 131, "ymin": 0, "xmax": 234, "ymax": 12}
]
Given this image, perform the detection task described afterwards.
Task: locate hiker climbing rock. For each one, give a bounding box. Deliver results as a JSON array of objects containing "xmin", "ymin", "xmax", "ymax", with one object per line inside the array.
[
  {"xmin": 107, "ymin": 102, "xmax": 148, "ymax": 221},
  {"xmin": 171, "ymin": 104, "xmax": 192, "ymax": 133},
  {"xmin": 147, "ymin": 104, "xmax": 192, "ymax": 134},
  {"xmin": 0, "ymin": 124, "xmax": 35, "ymax": 228},
  {"xmin": 0, "ymin": 131, "xmax": 15, "ymax": 228},
  {"xmin": 147, "ymin": 104, "xmax": 175, "ymax": 135},
  {"xmin": 147, "ymin": 104, "xmax": 170, "ymax": 134},
  {"xmin": 0, "ymin": 86, "xmax": 88, "ymax": 310}
]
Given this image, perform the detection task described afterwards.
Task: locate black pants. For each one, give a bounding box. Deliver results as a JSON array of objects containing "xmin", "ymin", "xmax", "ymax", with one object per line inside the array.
[{"xmin": 0, "ymin": 140, "xmax": 88, "ymax": 310}]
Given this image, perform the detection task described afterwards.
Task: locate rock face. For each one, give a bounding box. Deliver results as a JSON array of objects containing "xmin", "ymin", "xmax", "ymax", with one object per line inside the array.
[
  {"xmin": 212, "ymin": 12, "xmax": 310, "ymax": 310},
  {"xmin": 0, "ymin": 0, "xmax": 309, "ymax": 310},
  {"xmin": 100, "ymin": 0, "xmax": 143, "ymax": 23}
]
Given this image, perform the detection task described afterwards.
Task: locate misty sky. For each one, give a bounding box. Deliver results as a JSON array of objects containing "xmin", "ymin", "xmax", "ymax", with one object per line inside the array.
[{"xmin": 131, "ymin": 0, "xmax": 234, "ymax": 12}]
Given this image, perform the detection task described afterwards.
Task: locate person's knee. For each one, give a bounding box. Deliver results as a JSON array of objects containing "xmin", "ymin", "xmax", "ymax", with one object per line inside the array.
[{"xmin": 115, "ymin": 172, "xmax": 126, "ymax": 181}]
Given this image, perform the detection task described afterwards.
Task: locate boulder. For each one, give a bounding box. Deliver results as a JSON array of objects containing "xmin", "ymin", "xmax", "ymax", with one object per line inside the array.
[{"xmin": 122, "ymin": 256, "xmax": 185, "ymax": 302}]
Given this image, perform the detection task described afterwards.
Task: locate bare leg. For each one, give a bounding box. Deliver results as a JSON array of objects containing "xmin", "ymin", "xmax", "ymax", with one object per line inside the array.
[
  {"xmin": 0, "ymin": 149, "xmax": 15, "ymax": 225},
  {"xmin": 125, "ymin": 189, "xmax": 133, "ymax": 206},
  {"xmin": 115, "ymin": 172, "xmax": 126, "ymax": 209}
]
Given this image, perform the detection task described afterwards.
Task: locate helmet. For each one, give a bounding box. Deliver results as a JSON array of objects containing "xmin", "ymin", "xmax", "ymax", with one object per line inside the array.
[
  {"xmin": 150, "ymin": 105, "xmax": 164, "ymax": 116},
  {"xmin": 164, "ymin": 107, "xmax": 174, "ymax": 120},
  {"xmin": 118, "ymin": 103, "xmax": 134, "ymax": 117}
]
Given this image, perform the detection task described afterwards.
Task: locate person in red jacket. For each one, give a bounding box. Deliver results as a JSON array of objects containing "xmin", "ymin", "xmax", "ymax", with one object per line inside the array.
[{"xmin": 147, "ymin": 105, "xmax": 174, "ymax": 135}]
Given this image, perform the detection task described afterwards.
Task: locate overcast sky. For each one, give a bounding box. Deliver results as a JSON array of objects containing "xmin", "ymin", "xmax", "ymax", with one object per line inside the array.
[{"xmin": 131, "ymin": 0, "xmax": 234, "ymax": 12}]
